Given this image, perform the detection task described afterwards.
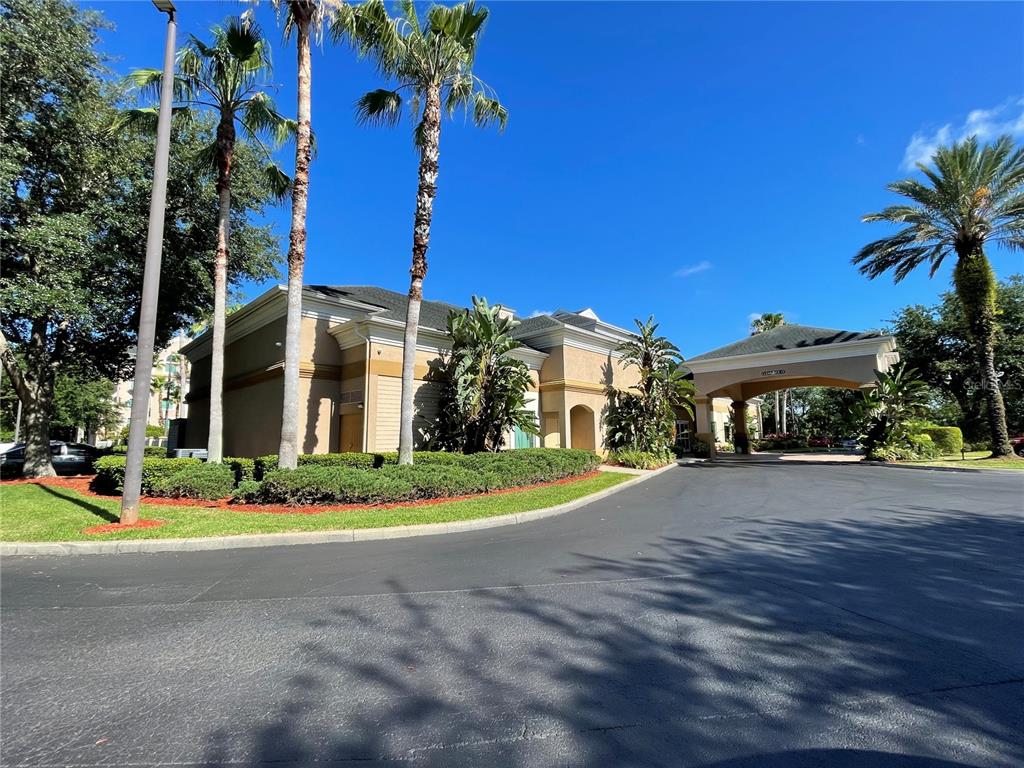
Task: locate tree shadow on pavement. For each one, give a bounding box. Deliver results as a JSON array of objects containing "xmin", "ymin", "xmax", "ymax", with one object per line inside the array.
[{"xmin": 197, "ymin": 506, "xmax": 1024, "ymax": 767}]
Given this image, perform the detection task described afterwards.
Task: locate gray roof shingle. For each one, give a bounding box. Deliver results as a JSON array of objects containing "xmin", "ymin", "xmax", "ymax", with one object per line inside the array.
[
  {"xmin": 689, "ymin": 324, "xmax": 884, "ymax": 362},
  {"xmin": 307, "ymin": 285, "xmax": 466, "ymax": 332},
  {"xmin": 309, "ymin": 285, "xmax": 557, "ymax": 350}
]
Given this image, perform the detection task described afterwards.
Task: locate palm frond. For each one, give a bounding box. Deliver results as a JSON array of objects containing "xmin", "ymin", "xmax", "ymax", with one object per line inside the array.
[
  {"xmin": 262, "ymin": 162, "xmax": 293, "ymax": 202},
  {"xmin": 241, "ymin": 91, "xmax": 294, "ymax": 148},
  {"xmin": 355, "ymin": 88, "xmax": 403, "ymax": 127},
  {"xmin": 472, "ymin": 91, "xmax": 507, "ymax": 131}
]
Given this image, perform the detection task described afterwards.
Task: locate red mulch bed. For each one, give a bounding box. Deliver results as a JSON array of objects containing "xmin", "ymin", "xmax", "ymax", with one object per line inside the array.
[
  {"xmin": 83, "ymin": 519, "xmax": 166, "ymax": 535},
  {"xmin": 2, "ymin": 471, "xmax": 601, "ymax": 516}
]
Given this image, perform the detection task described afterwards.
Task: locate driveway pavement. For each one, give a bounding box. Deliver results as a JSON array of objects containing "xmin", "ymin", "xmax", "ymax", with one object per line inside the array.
[{"xmin": 2, "ymin": 464, "xmax": 1022, "ymax": 767}]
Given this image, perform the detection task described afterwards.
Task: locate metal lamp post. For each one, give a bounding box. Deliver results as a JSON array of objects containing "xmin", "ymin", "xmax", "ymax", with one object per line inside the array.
[{"xmin": 120, "ymin": 0, "xmax": 177, "ymax": 524}]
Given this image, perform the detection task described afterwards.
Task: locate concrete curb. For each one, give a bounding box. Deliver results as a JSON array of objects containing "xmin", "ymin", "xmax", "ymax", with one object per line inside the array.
[
  {"xmin": 689, "ymin": 457, "xmax": 1020, "ymax": 474},
  {"xmin": 1, "ymin": 464, "xmax": 677, "ymax": 557}
]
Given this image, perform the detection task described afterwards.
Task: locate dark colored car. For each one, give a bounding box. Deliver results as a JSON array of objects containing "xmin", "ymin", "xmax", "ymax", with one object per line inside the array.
[
  {"xmin": 0, "ymin": 441, "xmax": 103, "ymax": 477},
  {"xmin": 1012, "ymin": 436, "xmax": 1024, "ymax": 457}
]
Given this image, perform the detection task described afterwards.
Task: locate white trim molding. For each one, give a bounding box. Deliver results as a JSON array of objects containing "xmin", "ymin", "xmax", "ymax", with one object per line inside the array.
[{"xmin": 685, "ymin": 335, "xmax": 898, "ymax": 375}]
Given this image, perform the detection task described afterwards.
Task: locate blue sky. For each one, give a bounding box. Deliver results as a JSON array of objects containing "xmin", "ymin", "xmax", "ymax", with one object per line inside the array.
[{"xmin": 85, "ymin": 1, "xmax": 1023, "ymax": 358}]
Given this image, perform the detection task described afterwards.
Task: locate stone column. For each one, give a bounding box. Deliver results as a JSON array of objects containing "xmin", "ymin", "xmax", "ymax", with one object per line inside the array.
[
  {"xmin": 732, "ymin": 400, "xmax": 750, "ymax": 454},
  {"xmin": 694, "ymin": 396, "xmax": 716, "ymax": 459}
]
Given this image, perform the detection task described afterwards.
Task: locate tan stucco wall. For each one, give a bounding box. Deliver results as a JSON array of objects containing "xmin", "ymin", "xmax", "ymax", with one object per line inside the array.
[
  {"xmin": 186, "ymin": 315, "xmax": 352, "ymax": 457},
  {"xmin": 534, "ymin": 347, "xmax": 639, "ymax": 454},
  {"xmin": 223, "ymin": 378, "xmax": 283, "ymax": 457}
]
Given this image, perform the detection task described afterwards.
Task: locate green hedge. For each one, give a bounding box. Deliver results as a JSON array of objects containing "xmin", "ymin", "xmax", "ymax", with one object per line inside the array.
[
  {"xmin": 224, "ymin": 457, "xmax": 256, "ymax": 485},
  {"xmin": 109, "ymin": 445, "xmax": 168, "ymax": 458},
  {"xmin": 918, "ymin": 426, "xmax": 963, "ymax": 455},
  {"xmin": 149, "ymin": 463, "xmax": 235, "ymax": 500},
  {"xmin": 258, "ymin": 466, "xmax": 415, "ymax": 506},
  {"xmin": 91, "ymin": 456, "xmax": 202, "ymax": 495},
  {"xmin": 253, "ymin": 452, "xmax": 381, "ymax": 479},
  {"xmin": 251, "ymin": 449, "xmax": 600, "ymax": 506}
]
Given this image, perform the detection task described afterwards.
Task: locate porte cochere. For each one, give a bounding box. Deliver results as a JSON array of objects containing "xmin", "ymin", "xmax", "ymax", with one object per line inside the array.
[{"xmin": 687, "ymin": 325, "xmax": 899, "ymax": 456}]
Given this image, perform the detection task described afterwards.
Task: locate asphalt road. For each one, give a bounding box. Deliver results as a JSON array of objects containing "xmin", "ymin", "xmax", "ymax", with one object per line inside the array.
[{"xmin": 2, "ymin": 463, "xmax": 1023, "ymax": 767}]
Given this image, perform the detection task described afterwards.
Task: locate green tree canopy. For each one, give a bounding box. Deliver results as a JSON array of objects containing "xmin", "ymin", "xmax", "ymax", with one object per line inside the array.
[
  {"xmin": 889, "ymin": 274, "xmax": 1024, "ymax": 440},
  {"xmin": 431, "ymin": 297, "xmax": 537, "ymax": 453},
  {"xmin": 854, "ymin": 135, "xmax": 1023, "ymax": 456},
  {"xmin": 0, "ymin": 0, "xmax": 281, "ymax": 475}
]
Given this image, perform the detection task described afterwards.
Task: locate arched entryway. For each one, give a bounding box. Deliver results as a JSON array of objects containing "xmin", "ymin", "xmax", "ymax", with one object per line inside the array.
[
  {"xmin": 686, "ymin": 324, "xmax": 899, "ymax": 456},
  {"xmin": 569, "ymin": 404, "xmax": 596, "ymax": 451}
]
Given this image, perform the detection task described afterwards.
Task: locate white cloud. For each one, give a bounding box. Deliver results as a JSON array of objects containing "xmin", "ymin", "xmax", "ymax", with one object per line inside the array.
[
  {"xmin": 673, "ymin": 260, "xmax": 712, "ymax": 278},
  {"xmin": 528, "ymin": 309, "xmax": 553, "ymax": 318},
  {"xmin": 856, "ymin": 133, "xmax": 866, "ymax": 146},
  {"xmin": 901, "ymin": 97, "xmax": 1024, "ymax": 170}
]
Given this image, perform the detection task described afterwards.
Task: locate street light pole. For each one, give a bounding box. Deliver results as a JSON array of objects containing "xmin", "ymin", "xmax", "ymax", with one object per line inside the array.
[{"xmin": 120, "ymin": 0, "xmax": 177, "ymax": 525}]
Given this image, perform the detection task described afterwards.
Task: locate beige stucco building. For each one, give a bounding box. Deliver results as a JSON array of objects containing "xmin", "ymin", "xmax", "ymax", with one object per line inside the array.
[
  {"xmin": 111, "ymin": 331, "xmax": 191, "ymax": 437},
  {"xmin": 179, "ymin": 285, "xmax": 657, "ymax": 458}
]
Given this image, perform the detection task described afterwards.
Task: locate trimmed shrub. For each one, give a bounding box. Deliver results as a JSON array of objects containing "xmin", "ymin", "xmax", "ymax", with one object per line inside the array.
[
  {"xmin": 254, "ymin": 453, "xmax": 384, "ymax": 479},
  {"xmin": 244, "ymin": 448, "xmax": 599, "ymax": 506},
  {"xmin": 91, "ymin": 456, "xmax": 201, "ymax": 495},
  {"xmin": 224, "ymin": 457, "xmax": 256, "ymax": 485},
  {"xmin": 299, "ymin": 452, "xmax": 378, "ymax": 470},
  {"xmin": 256, "ymin": 466, "xmax": 415, "ymax": 506},
  {"xmin": 254, "ymin": 455, "xmax": 278, "ymax": 480},
  {"xmin": 379, "ymin": 464, "xmax": 495, "ymax": 498},
  {"xmin": 908, "ymin": 433, "xmax": 940, "ymax": 459},
  {"xmin": 919, "ymin": 426, "xmax": 963, "ymax": 455},
  {"xmin": 109, "ymin": 445, "xmax": 168, "ymax": 457},
  {"xmin": 609, "ymin": 449, "xmax": 672, "ymax": 470},
  {"xmin": 232, "ymin": 479, "xmax": 262, "ymax": 503},
  {"xmin": 149, "ymin": 463, "xmax": 235, "ymax": 500}
]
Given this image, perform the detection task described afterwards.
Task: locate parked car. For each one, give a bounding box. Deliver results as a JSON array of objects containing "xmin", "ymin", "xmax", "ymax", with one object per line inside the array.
[
  {"xmin": 839, "ymin": 437, "xmax": 860, "ymax": 450},
  {"xmin": 0, "ymin": 441, "xmax": 103, "ymax": 477},
  {"xmin": 808, "ymin": 436, "xmax": 832, "ymax": 448},
  {"xmin": 1011, "ymin": 436, "xmax": 1024, "ymax": 457}
]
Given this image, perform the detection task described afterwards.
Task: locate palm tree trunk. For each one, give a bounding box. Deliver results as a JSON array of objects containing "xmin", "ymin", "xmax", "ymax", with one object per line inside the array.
[
  {"xmin": 278, "ymin": 12, "xmax": 313, "ymax": 470},
  {"xmin": 954, "ymin": 253, "xmax": 1012, "ymax": 457},
  {"xmin": 397, "ymin": 83, "xmax": 442, "ymax": 466},
  {"xmin": 208, "ymin": 117, "xmax": 235, "ymax": 464}
]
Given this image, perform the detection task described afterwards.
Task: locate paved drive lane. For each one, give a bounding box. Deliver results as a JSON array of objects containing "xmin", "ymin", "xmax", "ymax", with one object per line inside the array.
[{"xmin": 2, "ymin": 464, "xmax": 1022, "ymax": 767}]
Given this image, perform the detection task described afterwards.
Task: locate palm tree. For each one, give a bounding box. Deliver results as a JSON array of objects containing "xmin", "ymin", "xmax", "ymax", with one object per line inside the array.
[
  {"xmin": 121, "ymin": 16, "xmax": 293, "ymax": 464},
  {"xmin": 750, "ymin": 312, "xmax": 787, "ymax": 432},
  {"xmin": 855, "ymin": 135, "xmax": 1022, "ymax": 457},
  {"xmin": 432, "ymin": 297, "xmax": 537, "ymax": 453},
  {"xmin": 266, "ymin": 0, "xmax": 338, "ymax": 469},
  {"xmin": 338, "ymin": 0, "xmax": 507, "ymax": 464},
  {"xmin": 606, "ymin": 317, "xmax": 692, "ymax": 454}
]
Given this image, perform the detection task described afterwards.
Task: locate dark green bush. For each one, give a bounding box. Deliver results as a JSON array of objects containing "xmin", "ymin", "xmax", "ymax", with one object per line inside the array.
[
  {"xmin": 224, "ymin": 457, "xmax": 256, "ymax": 485},
  {"xmin": 379, "ymin": 464, "xmax": 495, "ymax": 498},
  {"xmin": 256, "ymin": 466, "xmax": 416, "ymax": 505},
  {"xmin": 232, "ymin": 479, "xmax": 262, "ymax": 502},
  {"xmin": 254, "ymin": 452, "xmax": 385, "ymax": 479},
  {"xmin": 918, "ymin": 426, "xmax": 963, "ymax": 455},
  {"xmin": 244, "ymin": 449, "xmax": 598, "ymax": 505},
  {"xmin": 109, "ymin": 445, "xmax": 168, "ymax": 457},
  {"xmin": 91, "ymin": 456, "xmax": 202, "ymax": 495},
  {"xmin": 254, "ymin": 455, "xmax": 278, "ymax": 480},
  {"xmin": 299, "ymin": 452, "xmax": 378, "ymax": 470},
  {"xmin": 149, "ymin": 463, "xmax": 235, "ymax": 500}
]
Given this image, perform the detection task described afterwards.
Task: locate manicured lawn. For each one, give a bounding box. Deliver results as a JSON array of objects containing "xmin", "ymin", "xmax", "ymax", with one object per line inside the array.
[
  {"xmin": 0, "ymin": 471, "xmax": 631, "ymax": 542},
  {"xmin": 900, "ymin": 450, "xmax": 1024, "ymax": 471}
]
